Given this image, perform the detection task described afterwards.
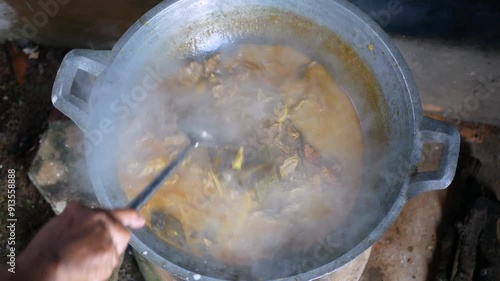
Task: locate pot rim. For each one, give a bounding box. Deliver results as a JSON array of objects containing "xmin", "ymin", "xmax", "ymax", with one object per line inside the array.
[{"xmin": 89, "ymin": 0, "xmax": 422, "ymax": 280}]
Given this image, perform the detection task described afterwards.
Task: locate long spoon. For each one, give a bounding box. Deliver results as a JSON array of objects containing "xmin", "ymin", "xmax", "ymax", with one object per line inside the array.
[{"xmin": 126, "ymin": 127, "xmax": 217, "ymax": 210}]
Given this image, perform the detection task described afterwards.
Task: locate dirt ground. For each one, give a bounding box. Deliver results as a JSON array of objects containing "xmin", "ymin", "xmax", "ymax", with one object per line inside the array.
[
  {"xmin": 0, "ymin": 43, "xmax": 144, "ymax": 280},
  {"xmin": 0, "ymin": 44, "xmax": 60, "ymax": 261}
]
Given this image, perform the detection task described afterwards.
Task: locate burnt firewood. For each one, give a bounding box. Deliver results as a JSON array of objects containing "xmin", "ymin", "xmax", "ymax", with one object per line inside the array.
[
  {"xmin": 452, "ymin": 201, "xmax": 488, "ymax": 281},
  {"xmin": 430, "ymin": 152, "xmax": 482, "ymax": 281},
  {"xmin": 476, "ymin": 198, "xmax": 500, "ymax": 281},
  {"xmin": 449, "ymin": 197, "xmax": 500, "ymax": 281}
]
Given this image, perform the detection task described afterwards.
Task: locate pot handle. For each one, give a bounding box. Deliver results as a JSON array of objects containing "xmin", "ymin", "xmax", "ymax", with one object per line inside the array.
[
  {"xmin": 407, "ymin": 116, "xmax": 460, "ymax": 198},
  {"xmin": 51, "ymin": 49, "xmax": 111, "ymax": 132}
]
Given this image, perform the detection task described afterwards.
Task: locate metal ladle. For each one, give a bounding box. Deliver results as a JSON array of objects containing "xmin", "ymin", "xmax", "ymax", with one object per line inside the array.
[
  {"xmin": 126, "ymin": 129, "xmax": 217, "ymax": 210},
  {"xmin": 126, "ymin": 113, "xmax": 231, "ymax": 210}
]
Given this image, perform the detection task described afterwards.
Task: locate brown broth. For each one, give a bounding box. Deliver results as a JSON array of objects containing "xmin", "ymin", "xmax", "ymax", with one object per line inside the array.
[{"xmin": 118, "ymin": 44, "xmax": 363, "ymax": 265}]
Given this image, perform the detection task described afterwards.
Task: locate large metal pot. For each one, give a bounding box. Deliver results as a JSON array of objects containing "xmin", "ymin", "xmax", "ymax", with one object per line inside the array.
[{"xmin": 52, "ymin": 0, "xmax": 460, "ymax": 280}]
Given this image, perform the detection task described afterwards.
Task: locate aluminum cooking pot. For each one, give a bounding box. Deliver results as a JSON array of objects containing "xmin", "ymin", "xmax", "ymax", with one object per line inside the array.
[{"xmin": 51, "ymin": 0, "xmax": 460, "ymax": 280}]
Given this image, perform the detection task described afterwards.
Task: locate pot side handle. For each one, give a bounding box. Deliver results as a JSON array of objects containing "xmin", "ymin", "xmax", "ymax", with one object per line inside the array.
[
  {"xmin": 407, "ymin": 116, "xmax": 460, "ymax": 199},
  {"xmin": 51, "ymin": 49, "xmax": 111, "ymax": 132}
]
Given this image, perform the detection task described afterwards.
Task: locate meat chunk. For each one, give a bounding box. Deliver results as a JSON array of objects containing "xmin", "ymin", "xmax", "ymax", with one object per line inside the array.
[{"xmin": 179, "ymin": 61, "xmax": 203, "ymax": 85}]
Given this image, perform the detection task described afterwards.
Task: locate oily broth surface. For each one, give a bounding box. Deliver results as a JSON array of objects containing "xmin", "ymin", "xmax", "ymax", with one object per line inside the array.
[{"xmin": 118, "ymin": 44, "xmax": 363, "ymax": 264}]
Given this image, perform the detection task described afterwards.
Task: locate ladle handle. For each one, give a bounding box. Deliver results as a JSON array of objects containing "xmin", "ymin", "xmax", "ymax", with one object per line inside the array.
[{"xmin": 127, "ymin": 142, "xmax": 197, "ymax": 210}]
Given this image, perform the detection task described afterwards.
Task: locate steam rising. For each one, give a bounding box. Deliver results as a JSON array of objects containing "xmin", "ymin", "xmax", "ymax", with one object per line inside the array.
[{"xmin": 109, "ymin": 44, "xmax": 385, "ymax": 280}]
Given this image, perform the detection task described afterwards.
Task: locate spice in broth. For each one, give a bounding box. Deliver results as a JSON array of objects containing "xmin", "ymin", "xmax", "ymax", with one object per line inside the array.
[{"xmin": 118, "ymin": 44, "xmax": 363, "ymax": 264}]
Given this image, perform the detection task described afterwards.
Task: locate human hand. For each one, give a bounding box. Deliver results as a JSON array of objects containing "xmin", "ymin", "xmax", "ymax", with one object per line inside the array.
[{"xmin": 9, "ymin": 202, "xmax": 145, "ymax": 281}]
